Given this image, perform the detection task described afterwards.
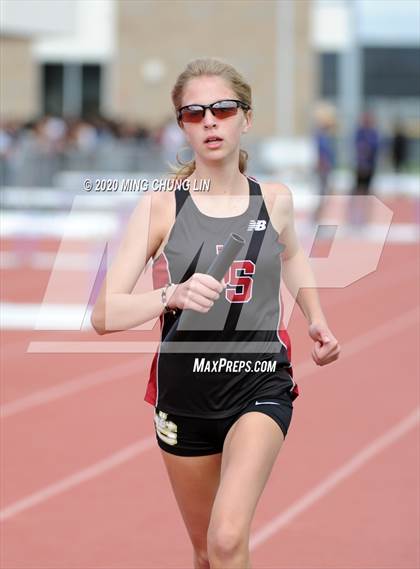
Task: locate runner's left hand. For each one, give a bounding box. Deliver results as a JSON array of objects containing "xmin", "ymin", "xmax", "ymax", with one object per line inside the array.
[{"xmin": 308, "ymin": 322, "xmax": 340, "ymax": 366}]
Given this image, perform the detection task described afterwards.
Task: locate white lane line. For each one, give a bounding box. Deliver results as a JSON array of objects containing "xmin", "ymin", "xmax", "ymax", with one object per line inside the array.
[
  {"xmin": 0, "ymin": 359, "xmax": 147, "ymax": 418},
  {"xmin": 26, "ymin": 341, "xmax": 159, "ymax": 353},
  {"xmin": 250, "ymin": 407, "xmax": 420, "ymax": 550},
  {"xmin": 0, "ymin": 436, "xmax": 156, "ymax": 522},
  {"xmin": 0, "ymin": 251, "xmax": 93, "ymax": 271},
  {"xmin": 0, "ymin": 303, "xmax": 93, "ymax": 330}
]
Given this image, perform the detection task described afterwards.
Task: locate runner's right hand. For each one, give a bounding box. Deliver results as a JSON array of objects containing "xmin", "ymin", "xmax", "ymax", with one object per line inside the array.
[{"xmin": 167, "ymin": 273, "xmax": 225, "ymax": 313}]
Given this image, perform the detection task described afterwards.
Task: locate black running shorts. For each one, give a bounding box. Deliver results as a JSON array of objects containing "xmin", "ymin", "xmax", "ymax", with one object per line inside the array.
[{"xmin": 153, "ymin": 390, "xmax": 294, "ymax": 457}]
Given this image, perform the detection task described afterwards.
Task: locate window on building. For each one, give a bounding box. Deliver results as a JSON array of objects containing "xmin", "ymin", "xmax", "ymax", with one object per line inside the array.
[
  {"xmin": 43, "ymin": 64, "xmax": 64, "ymax": 115},
  {"xmin": 364, "ymin": 47, "xmax": 420, "ymax": 98},
  {"xmin": 42, "ymin": 63, "xmax": 102, "ymax": 117},
  {"xmin": 319, "ymin": 52, "xmax": 338, "ymax": 99},
  {"xmin": 82, "ymin": 65, "xmax": 101, "ymax": 117}
]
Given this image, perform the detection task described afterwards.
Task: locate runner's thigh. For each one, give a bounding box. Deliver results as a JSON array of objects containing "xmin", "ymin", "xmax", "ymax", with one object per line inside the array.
[
  {"xmin": 160, "ymin": 450, "xmax": 222, "ymax": 550},
  {"xmin": 209, "ymin": 412, "xmax": 284, "ymax": 536}
]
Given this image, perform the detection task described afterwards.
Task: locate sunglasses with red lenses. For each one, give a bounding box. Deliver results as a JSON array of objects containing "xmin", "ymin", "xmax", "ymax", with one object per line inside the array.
[{"xmin": 177, "ymin": 99, "xmax": 251, "ymax": 124}]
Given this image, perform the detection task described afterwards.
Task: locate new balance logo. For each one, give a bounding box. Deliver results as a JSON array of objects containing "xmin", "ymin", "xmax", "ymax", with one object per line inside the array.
[
  {"xmin": 247, "ymin": 219, "xmax": 266, "ymax": 232},
  {"xmin": 255, "ymin": 401, "xmax": 281, "ymax": 406}
]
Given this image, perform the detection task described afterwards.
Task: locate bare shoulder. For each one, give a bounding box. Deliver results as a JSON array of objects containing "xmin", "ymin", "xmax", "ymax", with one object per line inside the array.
[
  {"xmin": 259, "ymin": 181, "xmax": 294, "ymax": 234},
  {"xmin": 132, "ymin": 186, "xmax": 175, "ymax": 225},
  {"xmin": 122, "ymin": 186, "xmax": 175, "ymax": 261},
  {"xmin": 260, "ymin": 181, "xmax": 293, "ymax": 205},
  {"xmin": 148, "ymin": 186, "xmax": 177, "ymax": 258},
  {"xmin": 150, "ymin": 186, "xmax": 176, "ymax": 218}
]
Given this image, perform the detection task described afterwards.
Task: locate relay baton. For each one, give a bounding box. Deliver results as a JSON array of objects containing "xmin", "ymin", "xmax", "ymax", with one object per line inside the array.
[
  {"xmin": 206, "ymin": 232, "xmax": 245, "ymax": 280},
  {"xmin": 178, "ymin": 232, "xmax": 245, "ymax": 331}
]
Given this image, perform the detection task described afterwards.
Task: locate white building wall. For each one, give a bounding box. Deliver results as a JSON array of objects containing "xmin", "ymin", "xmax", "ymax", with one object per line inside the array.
[
  {"xmin": 33, "ymin": 0, "xmax": 115, "ymax": 63},
  {"xmin": 313, "ymin": 0, "xmax": 420, "ymax": 51},
  {"xmin": 1, "ymin": 0, "xmax": 75, "ymax": 36}
]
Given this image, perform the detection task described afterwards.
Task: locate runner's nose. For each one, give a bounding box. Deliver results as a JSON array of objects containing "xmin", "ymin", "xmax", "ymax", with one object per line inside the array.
[{"xmin": 203, "ymin": 108, "xmax": 216, "ymax": 127}]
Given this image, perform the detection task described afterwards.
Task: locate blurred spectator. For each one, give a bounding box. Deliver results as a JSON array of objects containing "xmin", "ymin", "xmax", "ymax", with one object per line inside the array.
[
  {"xmin": 348, "ymin": 112, "xmax": 380, "ymax": 227},
  {"xmin": 157, "ymin": 116, "xmax": 187, "ymax": 168},
  {"xmin": 353, "ymin": 112, "xmax": 380, "ymax": 196},
  {"xmin": 12, "ymin": 117, "xmax": 66, "ymax": 186},
  {"xmin": 43, "ymin": 115, "xmax": 67, "ymax": 148},
  {"xmin": 312, "ymin": 105, "xmax": 336, "ymax": 223},
  {"xmin": 0, "ymin": 114, "xmax": 163, "ymax": 186},
  {"xmin": 0, "ymin": 120, "xmax": 18, "ymax": 186},
  {"xmin": 391, "ymin": 120, "xmax": 408, "ymax": 173}
]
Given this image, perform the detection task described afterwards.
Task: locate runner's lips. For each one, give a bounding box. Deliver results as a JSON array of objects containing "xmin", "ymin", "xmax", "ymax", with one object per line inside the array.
[{"xmin": 204, "ymin": 136, "xmax": 223, "ymax": 143}]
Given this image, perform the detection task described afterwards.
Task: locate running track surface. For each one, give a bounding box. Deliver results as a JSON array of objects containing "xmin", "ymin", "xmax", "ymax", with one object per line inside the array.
[{"xmin": 1, "ymin": 200, "xmax": 419, "ymax": 568}]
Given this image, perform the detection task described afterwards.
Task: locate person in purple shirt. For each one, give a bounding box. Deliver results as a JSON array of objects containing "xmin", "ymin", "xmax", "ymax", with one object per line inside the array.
[
  {"xmin": 348, "ymin": 112, "xmax": 380, "ymax": 226},
  {"xmin": 313, "ymin": 117, "xmax": 336, "ymax": 223},
  {"xmin": 353, "ymin": 112, "xmax": 379, "ymax": 195}
]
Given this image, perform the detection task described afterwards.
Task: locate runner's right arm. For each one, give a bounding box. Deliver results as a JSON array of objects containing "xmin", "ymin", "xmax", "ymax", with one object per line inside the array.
[
  {"xmin": 91, "ymin": 192, "xmax": 171, "ymax": 334},
  {"xmin": 91, "ymin": 192, "xmax": 223, "ymax": 335}
]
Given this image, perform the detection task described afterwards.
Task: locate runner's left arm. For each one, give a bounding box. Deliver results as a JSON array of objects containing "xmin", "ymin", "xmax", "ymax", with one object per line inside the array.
[{"xmin": 273, "ymin": 184, "xmax": 340, "ymax": 366}]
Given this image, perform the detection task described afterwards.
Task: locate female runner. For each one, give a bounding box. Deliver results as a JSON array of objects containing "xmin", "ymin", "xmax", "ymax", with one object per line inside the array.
[{"xmin": 91, "ymin": 58, "xmax": 340, "ymax": 569}]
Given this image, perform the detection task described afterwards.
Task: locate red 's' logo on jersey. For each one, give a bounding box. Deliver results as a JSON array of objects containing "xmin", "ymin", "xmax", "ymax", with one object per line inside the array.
[{"xmin": 216, "ymin": 244, "xmax": 255, "ymax": 303}]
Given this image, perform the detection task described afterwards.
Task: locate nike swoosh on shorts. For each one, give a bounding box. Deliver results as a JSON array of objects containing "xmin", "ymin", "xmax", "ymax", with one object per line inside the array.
[{"xmin": 255, "ymin": 401, "xmax": 281, "ymax": 406}]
